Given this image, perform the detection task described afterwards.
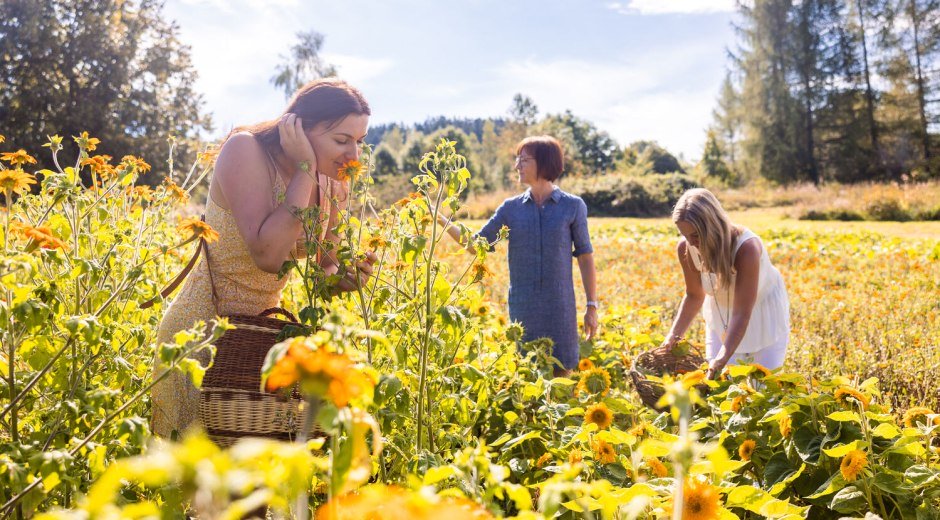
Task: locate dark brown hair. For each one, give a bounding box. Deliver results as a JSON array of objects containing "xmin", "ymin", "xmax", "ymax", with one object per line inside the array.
[
  {"xmin": 516, "ymin": 135, "xmax": 564, "ymax": 181},
  {"xmin": 231, "ymin": 78, "xmax": 371, "ymax": 156}
]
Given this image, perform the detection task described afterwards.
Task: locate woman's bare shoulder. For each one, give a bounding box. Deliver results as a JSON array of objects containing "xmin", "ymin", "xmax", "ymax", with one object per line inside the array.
[{"xmin": 216, "ymin": 132, "xmax": 266, "ymax": 175}]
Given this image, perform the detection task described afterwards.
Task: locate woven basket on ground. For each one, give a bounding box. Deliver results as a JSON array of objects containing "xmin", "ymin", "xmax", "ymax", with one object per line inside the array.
[
  {"xmin": 199, "ymin": 307, "xmax": 319, "ymax": 447},
  {"xmin": 629, "ymin": 343, "xmax": 707, "ymax": 411}
]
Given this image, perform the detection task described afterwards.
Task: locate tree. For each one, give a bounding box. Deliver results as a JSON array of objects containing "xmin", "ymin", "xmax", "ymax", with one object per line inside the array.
[
  {"xmin": 711, "ymin": 72, "xmax": 744, "ymax": 175},
  {"xmin": 372, "ymin": 146, "xmax": 399, "ymax": 178},
  {"xmin": 625, "ymin": 141, "xmax": 684, "ymax": 174},
  {"xmin": 0, "ymin": 0, "xmax": 211, "ymax": 182},
  {"xmin": 270, "ymin": 30, "xmax": 337, "ymax": 100},
  {"xmin": 508, "ymin": 93, "xmax": 539, "ymax": 127},
  {"xmin": 700, "ymin": 130, "xmax": 734, "ymax": 183},
  {"xmin": 539, "ymin": 111, "xmax": 623, "ymax": 175}
]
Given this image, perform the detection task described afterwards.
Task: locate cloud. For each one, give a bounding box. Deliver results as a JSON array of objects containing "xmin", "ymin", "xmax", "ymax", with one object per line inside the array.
[
  {"xmin": 321, "ymin": 53, "xmax": 395, "ymax": 85},
  {"xmin": 606, "ymin": 0, "xmax": 736, "ymax": 15}
]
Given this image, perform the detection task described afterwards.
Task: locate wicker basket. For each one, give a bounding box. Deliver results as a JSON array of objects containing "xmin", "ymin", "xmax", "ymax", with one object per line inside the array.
[
  {"xmin": 629, "ymin": 344, "xmax": 707, "ymax": 411},
  {"xmin": 199, "ymin": 307, "xmax": 313, "ymax": 447}
]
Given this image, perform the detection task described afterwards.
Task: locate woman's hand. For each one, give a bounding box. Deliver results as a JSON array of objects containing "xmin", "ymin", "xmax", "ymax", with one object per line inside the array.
[
  {"xmin": 335, "ymin": 251, "xmax": 378, "ymax": 292},
  {"xmin": 278, "ymin": 113, "xmax": 317, "ymax": 171},
  {"xmin": 706, "ymin": 346, "xmax": 731, "ymax": 379},
  {"xmin": 583, "ymin": 308, "xmax": 598, "ymax": 340}
]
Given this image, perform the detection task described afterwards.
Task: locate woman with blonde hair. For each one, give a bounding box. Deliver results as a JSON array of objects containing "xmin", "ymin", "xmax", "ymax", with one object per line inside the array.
[{"xmin": 661, "ymin": 188, "xmax": 789, "ymax": 378}]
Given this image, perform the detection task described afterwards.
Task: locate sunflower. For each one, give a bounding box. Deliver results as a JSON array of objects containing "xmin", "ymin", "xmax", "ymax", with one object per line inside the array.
[
  {"xmin": 678, "ymin": 475, "xmax": 722, "ymax": 520},
  {"xmin": 568, "ymin": 448, "xmax": 583, "ymax": 464},
  {"xmin": 731, "ymin": 395, "xmax": 747, "ymax": 413},
  {"xmin": 0, "ymin": 149, "xmax": 37, "ymax": 167},
  {"xmin": 576, "ymin": 368, "xmax": 611, "ymax": 397},
  {"xmin": 177, "ymin": 216, "xmax": 220, "ymax": 244},
  {"xmin": 584, "ymin": 402, "xmax": 614, "ymax": 430},
  {"xmin": 903, "ymin": 406, "xmax": 936, "ymax": 428},
  {"xmin": 0, "ymin": 134, "xmax": 4, "ymax": 144},
  {"xmin": 470, "ymin": 260, "xmax": 492, "ymax": 282},
  {"xmin": 336, "ymin": 160, "xmax": 362, "ymax": 182},
  {"xmin": 779, "ymin": 415, "xmax": 793, "ymax": 437},
  {"xmin": 578, "ymin": 358, "xmax": 595, "ymax": 371},
  {"xmin": 592, "ymin": 439, "xmax": 616, "ymax": 464},
  {"xmin": 840, "ymin": 449, "xmax": 867, "ymax": 482},
  {"xmin": 738, "ymin": 439, "xmax": 756, "ymax": 461},
  {"xmin": 197, "ymin": 146, "xmax": 220, "ymax": 167},
  {"xmin": 73, "ymin": 131, "xmax": 100, "ymax": 152},
  {"xmin": 0, "ymin": 168, "xmax": 37, "ymax": 197},
  {"xmin": 646, "ymin": 457, "xmax": 668, "ymax": 478},
  {"xmin": 834, "ymin": 386, "xmax": 870, "ymax": 410},
  {"xmin": 473, "ymin": 302, "xmax": 489, "ymax": 317},
  {"xmin": 750, "ymin": 363, "xmax": 773, "ymax": 378},
  {"xmin": 620, "ymin": 352, "xmax": 631, "ymax": 367}
]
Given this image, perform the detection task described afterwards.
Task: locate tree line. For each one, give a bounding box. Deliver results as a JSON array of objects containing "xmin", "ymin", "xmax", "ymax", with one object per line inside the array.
[{"xmin": 707, "ymin": 0, "xmax": 940, "ymax": 184}]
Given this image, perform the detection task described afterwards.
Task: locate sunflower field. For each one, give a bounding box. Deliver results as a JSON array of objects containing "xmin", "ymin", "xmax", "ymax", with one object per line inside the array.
[{"xmin": 1, "ymin": 135, "xmax": 939, "ymax": 519}]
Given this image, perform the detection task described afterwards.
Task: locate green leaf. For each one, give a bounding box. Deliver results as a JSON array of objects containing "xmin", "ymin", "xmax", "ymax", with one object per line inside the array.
[
  {"xmin": 829, "ymin": 485, "xmax": 867, "ymax": 513},
  {"xmin": 827, "ymin": 411, "xmax": 861, "ymax": 423},
  {"xmin": 423, "ymin": 465, "xmax": 459, "ymax": 485},
  {"xmin": 823, "ymin": 440, "xmax": 861, "ymax": 458},
  {"xmin": 792, "ymin": 426, "xmax": 822, "ymax": 463},
  {"xmin": 870, "ymin": 422, "xmax": 901, "ymax": 439},
  {"xmin": 807, "ymin": 473, "xmax": 847, "ymax": 499}
]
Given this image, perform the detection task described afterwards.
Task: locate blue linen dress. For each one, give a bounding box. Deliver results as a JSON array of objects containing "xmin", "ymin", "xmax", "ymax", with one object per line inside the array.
[{"xmin": 476, "ymin": 186, "xmax": 594, "ymax": 369}]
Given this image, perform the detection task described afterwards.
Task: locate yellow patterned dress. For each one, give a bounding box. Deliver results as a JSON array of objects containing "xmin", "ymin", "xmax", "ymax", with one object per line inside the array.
[{"xmin": 151, "ymin": 170, "xmax": 337, "ymax": 438}]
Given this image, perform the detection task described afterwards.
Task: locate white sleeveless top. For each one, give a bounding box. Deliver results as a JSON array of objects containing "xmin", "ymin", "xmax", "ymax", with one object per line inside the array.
[{"xmin": 688, "ymin": 228, "xmax": 790, "ymax": 353}]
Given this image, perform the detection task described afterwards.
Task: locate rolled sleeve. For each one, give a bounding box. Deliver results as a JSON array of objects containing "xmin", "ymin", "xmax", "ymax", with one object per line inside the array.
[{"xmin": 571, "ymin": 198, "xmax": 593, "ymax": 257}]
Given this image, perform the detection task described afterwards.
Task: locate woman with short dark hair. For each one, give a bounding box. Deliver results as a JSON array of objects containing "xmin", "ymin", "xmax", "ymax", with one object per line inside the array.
[{"xmin": 440, "ymin": 135, "xmax": 598, "ymax": 375}]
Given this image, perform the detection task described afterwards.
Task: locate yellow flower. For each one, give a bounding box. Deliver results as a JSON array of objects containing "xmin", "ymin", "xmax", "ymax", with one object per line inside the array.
[
  {"xmin": 750, "ymin": 363, "xmax": 773, "ymax": 378},
  {"xmin": 0, "ymin": 168, "xmax": 37, "ymax": 197},
  {"xmin": 738, "ymin": 439, "xmax": 756, "ymax": 461},
  {"xmin": 840, "ymin": 449, "xmax": 867, "ymax": 482},
  {"xmin": 81, "ymin": 155, "xmax": 115, "ymax": 178},
  {"xmin": 163, "ymin": 178, "xmax": 188, "ymax": 203},
  {"xmin": 120, "ymin": 155, "xmax": 151, "ymax": 173},
  {"xmin": 628, "ymin": 422, "xmax": 647, "ymax": 438},
  {"xmin": 365, "ymin": 234, "xmax": 388, "ymax": 251},
  {"xmin": 263, "ymin": 337, "xmax": 375, "ymax": 409},
  {"xmin": 336, "ymin": 159, "xmax": 362, "ymax": 182},
  {"xmin": 535, "ymin": 452, "xmax": 552, "ymax": 468},
  {"xmin": 177, "ymin": 216, "xmax": 220, "ymax": 244},
  {"xmin": 316, "ymin": 484, "xmax": 493, "ymax": 520},
  {"xmin": 677, "ymin": 475, "xmax": 722, "ymax": 520},
  {"xmin": 681, "ymin": 369, "xmax": 707, "ymax": 388},
  {"xmin": 470, "ymin": 260, "xmax": 492, "ymax": 282},
  {"xmin": 576, "ymin": 368, "xmax": 611, "ymax": 397},
  {"xmin": 903, "ymin": 407, "xmax": 936, "ymax": 428},
  {"xmin": 568, "ymin": 448, "xmax": 583, "ymax": 464},
  {"xmin": 834, "ymin": 386, "xmax": 870, "ymax": 410},
  {"xmin": 584, "ymin": 402, "xmax": 614, "ymax": 430},
  {"xmin": 779, "ymin": 415, "xmax": 793, "ymax": 437},
  {"xmin": 620, "ymin": 352, "xmax": 631, "ymax": 367},
  {"xmin": 646, "ymin": 457, "xmax": 668, "ymax": 478},
  {"xmin": 0, "ymin": 134, "xmax": 4, "ymax": 144},
  {"xmin": 73, "ymin": 131, "xmax": 100, "ymax": 151},
  {"xmin": 1, "ymin": 149, "xmax": 37, "ymax": 168},
  {"xmin": 473, "ymin": 302, "xmax": 489, "ymax": 317},
  {"xmin": 731, "ymin": 395, "xmax": 747, "ymax": 413},
  {"xmin": 578, "ymin": 358, "xmax": 595, "ymax": 371},
  {"xmin": 592, "ymin": 439, "xmax": 616, "ymax": 464},
  {"xmin": 13, "ymin": 223, "xmax": 68, "ymax": 251},
  {"xmin": 197, "ymin": 146, "xmax": 220, "ymax": 167}
]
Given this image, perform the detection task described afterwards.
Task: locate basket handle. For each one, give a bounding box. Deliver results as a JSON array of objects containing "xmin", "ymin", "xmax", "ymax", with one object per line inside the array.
[{"xmin": 259, "ymin": 307, "xmax": 298, "ymax": 322}]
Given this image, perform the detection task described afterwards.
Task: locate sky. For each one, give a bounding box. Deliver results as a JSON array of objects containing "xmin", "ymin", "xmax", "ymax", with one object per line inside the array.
[{"xmin": 163, "ymin": 0, "xmax": 738, "ymax": 161}]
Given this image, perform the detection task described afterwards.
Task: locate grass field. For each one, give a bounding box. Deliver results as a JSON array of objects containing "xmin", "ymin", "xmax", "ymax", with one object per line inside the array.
[{"xmin": 448, "ymin": 209, "xmax": 940, "ymax": 411}]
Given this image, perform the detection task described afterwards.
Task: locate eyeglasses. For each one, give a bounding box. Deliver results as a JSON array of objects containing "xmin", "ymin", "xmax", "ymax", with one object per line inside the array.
[{"xmin": 514, "ymin": 155, "xmax": 533, "ymax": 164}]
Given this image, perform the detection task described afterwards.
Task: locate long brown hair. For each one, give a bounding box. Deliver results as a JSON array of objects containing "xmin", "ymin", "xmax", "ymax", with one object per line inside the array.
[
  {"xmin": 672, "ymin": 188, "xmax": 741, "ymax": 289},
  {"xmin": 230, "ymin": 78, "xmax": 371, "ymax": 157}
]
